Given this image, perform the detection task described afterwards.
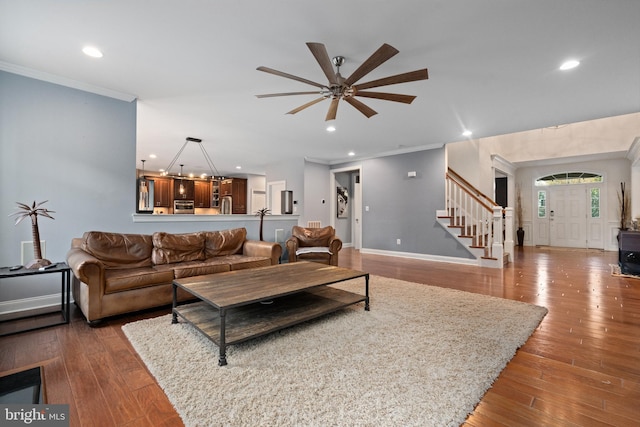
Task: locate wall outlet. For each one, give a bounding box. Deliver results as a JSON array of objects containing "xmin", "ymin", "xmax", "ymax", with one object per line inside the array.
[{"xmin": 396, "ymin": 238, "xmax": 401, "ymax": 245}]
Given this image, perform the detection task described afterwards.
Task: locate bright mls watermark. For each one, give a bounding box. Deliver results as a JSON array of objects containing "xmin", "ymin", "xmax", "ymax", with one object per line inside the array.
[{"xmin": 2, "ymin": 405, "xmax": 69, "ymax": 426}]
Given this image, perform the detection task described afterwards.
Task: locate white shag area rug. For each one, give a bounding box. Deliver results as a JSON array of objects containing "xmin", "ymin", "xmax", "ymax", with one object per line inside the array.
[{"xmin": 122, "ymin": 275, "xmax": 547, "ymax": 427}]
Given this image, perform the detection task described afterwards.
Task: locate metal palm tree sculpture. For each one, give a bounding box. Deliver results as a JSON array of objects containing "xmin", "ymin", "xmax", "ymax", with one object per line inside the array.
[
  {"xmin": 255, "ymin": 207, "xmax": 271, "ymax": 241},
  {"xmin": 10, "ymin": 200, "xmax": 55, "ymax": 269}
]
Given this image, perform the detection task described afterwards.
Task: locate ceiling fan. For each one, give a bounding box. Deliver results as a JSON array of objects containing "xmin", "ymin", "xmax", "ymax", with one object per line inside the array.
[{"xmin": 256, "ymin": 42, "xmax": 429, "ymax": 121}]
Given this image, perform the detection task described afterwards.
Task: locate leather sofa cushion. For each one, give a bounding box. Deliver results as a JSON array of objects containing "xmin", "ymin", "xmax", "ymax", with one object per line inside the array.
[
  {"xmin": 204, "ymin": 228, "xmax": 246, "ymax": 257},
  {"xmin": 152, "ymin": 232, "xmax": 205, "ymax": 265},
  {"xmin": 292, "ymin": 225, "xmax": 335, "ymax": 247},
  {"xmin": 82, "ymin": 231, "xmax": 153, "ymax": 269},
  {"xmin": 224, "ymin": 255, "xmax": 271, "ymax": 271},
  {"xmin": 172, "ymin": 259, "xmax": 231, "ymax": 279},
  {"xmin": 104, "ymin": 267, "xmax": 174, "ymax": 294}
]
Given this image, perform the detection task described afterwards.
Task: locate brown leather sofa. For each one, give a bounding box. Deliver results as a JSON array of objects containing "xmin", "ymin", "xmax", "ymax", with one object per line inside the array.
[
  {"xmin": 66, "ymin": 227, "xmax": 281, "ymax": 323},
  {"xmin": 285, "ymin": 225, "xmax": 342, "ymax": 266}
]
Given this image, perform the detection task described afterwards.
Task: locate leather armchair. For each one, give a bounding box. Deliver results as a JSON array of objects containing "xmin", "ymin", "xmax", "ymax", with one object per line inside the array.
[{"xmin": 286, "ymin": 225, "xmax": 342, "ymax": 266}]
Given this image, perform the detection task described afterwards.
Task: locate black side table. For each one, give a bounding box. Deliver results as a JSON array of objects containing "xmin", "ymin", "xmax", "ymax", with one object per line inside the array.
[{"xmin": 0, "ymin": 263, "xmax": 71, "ymax": 336}]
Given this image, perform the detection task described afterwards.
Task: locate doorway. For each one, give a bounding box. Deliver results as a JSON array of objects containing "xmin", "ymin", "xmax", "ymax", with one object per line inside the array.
[
  {"xmin": 330, "ymin": 166, "xmax": 362, "ymax": 250},
  {"xmin": 266, "ymin": 180, "xmax": 285, "ymax": 215}
]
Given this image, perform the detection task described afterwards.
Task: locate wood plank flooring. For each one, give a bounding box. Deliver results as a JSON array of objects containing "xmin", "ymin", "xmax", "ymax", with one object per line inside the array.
[{"xmin": 1, "ymin": 246, "xmax": 638, "ymax": 426}]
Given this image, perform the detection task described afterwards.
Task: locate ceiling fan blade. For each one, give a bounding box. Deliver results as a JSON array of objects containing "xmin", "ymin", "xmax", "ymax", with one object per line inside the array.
[
  {"xmin": 286, "ymin": 97, "xmax": 326, "ymax": 115},
  {"xmin": 354, "ymin": 69, "xmax": 429, "ymax": 90},
  {"xmin": 307, "ymin": 42, "xmax": 338, "ymax": 86},
  {"xmin": 256, "ymin": 91, "xmax": 321, "ymax": 98},
  {"xmin": 354, "ymin": 91, "xmax": 417, "ymax": 104},
  {"xmin": 257, "ymin": 66, "xmax": 327, "ymax": 89},
  {"xmin": 343, "ymin": 43, "xmax": 399, "ymax": 87},
  {"xmin": 344, "ymin": 97, "xmax": 378, "ymax": 118},
  {"xmin": 325, "ymin": 98, "xmax": 340, "ymax": 121}
]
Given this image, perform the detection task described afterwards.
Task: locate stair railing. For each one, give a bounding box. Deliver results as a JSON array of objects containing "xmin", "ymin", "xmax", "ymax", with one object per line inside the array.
[{"xmin": 445, "ymin": 168, "xmax": 508, "ymax": 260}]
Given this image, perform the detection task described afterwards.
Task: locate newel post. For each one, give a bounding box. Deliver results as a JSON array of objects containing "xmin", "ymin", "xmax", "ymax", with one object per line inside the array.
[
  {"xmin": 492, "ymin": 206, "xmax": 504, "ymax": 265},
  {"xmin": 503, "ymin": 207, "xmax": 514, "ymax": 262}
]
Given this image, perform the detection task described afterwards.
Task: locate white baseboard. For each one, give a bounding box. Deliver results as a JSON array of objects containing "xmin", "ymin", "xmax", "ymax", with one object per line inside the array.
[
  {"xmin": 0, "ymin": 294, "xmax": 67, "ymax": 316},
  {"xmin": 360, "ymin": 248, "xmax": 478, "ymax": 266}
]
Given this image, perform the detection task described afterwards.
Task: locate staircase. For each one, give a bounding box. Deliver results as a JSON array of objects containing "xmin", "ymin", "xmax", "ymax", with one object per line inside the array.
[{"xmin": 436, "ymin": 168, "xmax": 514, "ymax": 268}]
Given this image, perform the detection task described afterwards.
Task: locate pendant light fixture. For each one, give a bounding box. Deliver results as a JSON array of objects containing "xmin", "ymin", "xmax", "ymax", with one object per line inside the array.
[
  {"xmin": 179, "ymin": 164, "xmax": 185, "ymax": 195},
  {"xmin": 163, "ymin": 137, "xmax": 220, "ymax": 178}
]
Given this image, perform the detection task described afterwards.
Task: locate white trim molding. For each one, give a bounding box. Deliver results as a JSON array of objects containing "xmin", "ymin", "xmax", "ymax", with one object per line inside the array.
[{"xmin": 0, "ymin": 61, "xmax": 137, "ymax": 102}]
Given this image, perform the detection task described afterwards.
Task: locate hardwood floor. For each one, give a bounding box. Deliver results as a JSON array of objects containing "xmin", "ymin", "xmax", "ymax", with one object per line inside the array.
[{"xmin": 1, "ymin": 246, "xmax": 638, "ymax": 426}]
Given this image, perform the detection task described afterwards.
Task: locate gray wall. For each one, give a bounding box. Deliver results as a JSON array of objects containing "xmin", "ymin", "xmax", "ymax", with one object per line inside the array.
[
  {"xmin": 303, "ymin": 161, "xmax": 331, "ymax": 228},
  {"xmin": 0, "ymin": 71, "xmax": 138, "ymax": 256},
  {"xmin": 0, "ymin": 71, "xmax": 137, "ymax": 301},
  {"xmin": 333, "ymin": 148, "xmax": 472, "ymax": 258}
]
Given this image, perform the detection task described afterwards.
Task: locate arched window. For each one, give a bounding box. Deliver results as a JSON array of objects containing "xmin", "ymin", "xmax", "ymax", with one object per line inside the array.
[
  {"xmin": 535, "ymin": 172, "xmax": 603, "ymax": 186},
  {"xmin": 534, "ymin": 171, "xmax": 603, "ymax": 219}
]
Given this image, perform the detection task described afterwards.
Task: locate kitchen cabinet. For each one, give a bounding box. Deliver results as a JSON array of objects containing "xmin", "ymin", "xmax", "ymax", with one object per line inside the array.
[
  {"xmin": 194, "ymin": 180, "xmax": 212, "ymax": 208},
  {"xmin": 221, "ymin": 178, "xmax": 247, "ymax": 214},
  {"xmin": 152, "ymin": 178, "xmax": 172, "ymax": 207},
  {"xmin": 173, "ymin": 179, "xmax": 195, "ymax": 200}
]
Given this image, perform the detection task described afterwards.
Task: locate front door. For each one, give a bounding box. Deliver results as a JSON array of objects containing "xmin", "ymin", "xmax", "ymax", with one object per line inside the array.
[{"xmin": 549, "ymin": 186, "xmax": 587, "ymax": 248}]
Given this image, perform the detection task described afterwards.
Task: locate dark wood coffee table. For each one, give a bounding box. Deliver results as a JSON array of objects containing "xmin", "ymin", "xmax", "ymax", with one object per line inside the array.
[{"xmin": 171, "ymin": 261, "xmax": 369, "ymax": 366}]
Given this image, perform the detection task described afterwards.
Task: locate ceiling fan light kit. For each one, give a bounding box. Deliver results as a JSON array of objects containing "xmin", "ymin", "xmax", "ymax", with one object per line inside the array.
[{"xmin": 257, "ymin": 42, "xmax": 428, "ymax": 121}]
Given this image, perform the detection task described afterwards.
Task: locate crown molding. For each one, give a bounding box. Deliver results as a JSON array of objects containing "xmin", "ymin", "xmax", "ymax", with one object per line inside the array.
[{"xmin": 0, "ymin": 61, "xmax": 136, "ymax": 102}]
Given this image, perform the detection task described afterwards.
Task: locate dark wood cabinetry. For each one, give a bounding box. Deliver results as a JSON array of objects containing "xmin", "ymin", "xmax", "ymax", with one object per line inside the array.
[
  {"xmin": 194, "ymin": 181, "xmax": 212, "ymax": 208},
  {"xmin": 173, "ymin": 179, "xmax": 195, "ymax": 200},
  {"xmin": 138, "ymin": 176, "xmax": 241, "ymax": 212},
  {"xmin": 152, "ymin": 178, "xmax": 172, "ymax": 207},
  {"xmin": 232, "ymin": 178, "xmax": 247, "ymax": 214},
  {"xmin": 221, "ymin": 178, "xmax": 247, "ymax": 214}
]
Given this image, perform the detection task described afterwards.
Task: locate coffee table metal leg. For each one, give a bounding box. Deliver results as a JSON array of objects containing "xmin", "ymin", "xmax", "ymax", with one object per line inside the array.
[
  {"xmin": 171, "ymin": 283, "xmax": 178, "ymax": 324},
  {"xmin": 364, "ymin": 274, "xmax": 370, "ymax": 311},
  {"xmin": 219, "ymin": 308, "xmax": 227, "ymax": 366}
]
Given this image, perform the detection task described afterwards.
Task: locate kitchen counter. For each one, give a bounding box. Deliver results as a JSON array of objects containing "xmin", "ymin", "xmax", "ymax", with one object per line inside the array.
[
  {"xmin": 132, "ymin": 214, "xmax": 298, "ymax": 223},
  {"xmin": 130, "ymin": 214, "xmax": 300, "ymax": 243}
]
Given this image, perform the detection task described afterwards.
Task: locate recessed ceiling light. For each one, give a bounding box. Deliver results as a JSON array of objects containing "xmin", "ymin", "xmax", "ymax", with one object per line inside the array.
[
  {"xmin": 326, "ymin": 125, "xmax": 336, "ymax": 132},
  {"xmin": 149, "ymin": 154, "xmax": 157, "ymax": 159},
  {"xmin": 462, "ymin": 130, "xmax": 473, "ymax": 137},
  {"xmin": 559, "ymin": 59, "xmax": 580, "ymax": 71},
  {"xmin": 82, "ymin": 46, "xmax": 103, "ymax": 58},
  {"xmin": 236, "ymin": 166, "xmax": 242, "ymax": 169},
  {"xmin": 348, "ymin": 151, "xmax": 355, "ymax": 156}
]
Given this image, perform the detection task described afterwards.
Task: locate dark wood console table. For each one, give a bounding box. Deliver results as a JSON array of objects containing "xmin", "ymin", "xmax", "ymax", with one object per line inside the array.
[{"xmin": 0, "ymin": 263, "xmax": 71, "ymax": 336}]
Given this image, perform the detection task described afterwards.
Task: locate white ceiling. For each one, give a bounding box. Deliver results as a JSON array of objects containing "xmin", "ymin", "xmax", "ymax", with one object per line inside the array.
[{"xmin": 1, "ymin": 1, "xmax": 639, "ymax": 177}]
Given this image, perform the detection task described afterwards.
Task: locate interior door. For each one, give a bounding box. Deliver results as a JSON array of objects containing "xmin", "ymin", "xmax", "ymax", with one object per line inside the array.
[{"xmin": 549, "ymin": 186, "xmax": 587, "ymax": 248}]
